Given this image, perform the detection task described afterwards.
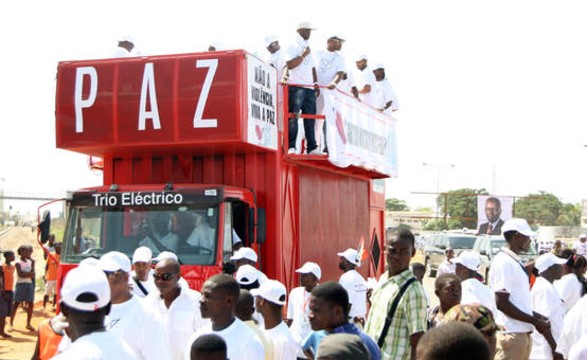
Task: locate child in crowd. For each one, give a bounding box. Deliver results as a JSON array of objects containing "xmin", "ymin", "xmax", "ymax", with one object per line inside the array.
[
  {"xmin": 43, "ymin": 243, "xmax": 60, "ymax": 310},
  {"xmin": 2, "ymin": 250, "xmax": 15, "ymax": 333},
  {"xmin": 1, "ymin": 251, "xmax": 14, "ymax": 337},
  {"xmin": 11, "ymin": 245, "xmax": 35, "ymax": 331}
]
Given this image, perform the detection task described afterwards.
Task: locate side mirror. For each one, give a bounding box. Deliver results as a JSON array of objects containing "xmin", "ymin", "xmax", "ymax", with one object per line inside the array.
[{"xmin": 38, "ymin": 210, "xmax": 51, "ymax": 244}]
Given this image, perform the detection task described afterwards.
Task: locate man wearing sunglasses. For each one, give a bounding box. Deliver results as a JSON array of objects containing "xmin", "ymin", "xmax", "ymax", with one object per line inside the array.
[
  {"xmin": 144, "ymin": 257, "xmax": 206, "ymax": 360},
  {"xmin": 99, "ymin": 251, "xmax": 173, "ymax": 360}
]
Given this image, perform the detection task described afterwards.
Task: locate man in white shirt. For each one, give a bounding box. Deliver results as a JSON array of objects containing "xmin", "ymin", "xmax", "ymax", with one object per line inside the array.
[
  {"xmin": 188, "ymin": 274, "xmax": 265, "ymax": 360},
  {"xmin": 53, "ymin": 266, "xmax": 138, "ymax": 359},
  {"xmin": 437, "ymin": 248, "xmax": 456, "ymax": 276},
  {"xmin": 572, "ymin": 234, "xmax": 587, "ymax": 256},
  {"xmin": 286, "ymin": 261, "xmax": 321, "ymax": 359},
  {"xmin": 254, "ymin": 280, "xmax": 300, "ymax": 360},
  {"xmin": 138, "ymin": 214, "xmax": 180, "ymax": 254},
  {"xmin": 114, "ymin": 35, "xmax": 143, "ymax": 58},
  {"xmin": 100, "ymin": 251, "xmax": 173, "ymax": 360},
  {"xmin": 129, "ymin": 246, "xmax": 156, "ymax": 298},
  {"xmin": 265, "ymin": 35, "xmax": 287, "ymax": 82},
  {"xmin": 372, "ymin": 64, "xmax": 399, "ymax": 115},
  {"xmin": 529, "ymin": 253, "xmax": 566, "ymax": 360},
  {"xmin": 314, "ymin": 34, "xmax": 346, "ymax": 154},
  {"xmin": 351, "ymin": 55, "xmax": 377, "ymax": 107},
  {"xmin": 143, "ymin": 257, "xmax": 204, "ymax": 360},
  {"xmin": 453, "ymin": 251, "xmax": 498, "ymax": 317},
  {"xmin": 557, "ymin": 295, "xmax": 587, "ymax": 358},
  {"xmin": 337, "ymin": 248, "xmax": 368, "ymax": 325},
  {"xmin": 489, "ymin": 218, "xmax": 550, "ymax": 360},
  {"xmin": 285, "ymin": 21, "xmax": 320, "ymax": 155},
  {"xmin": 230, "ymin": 247, "xmax": 268, "ymax": 283}
]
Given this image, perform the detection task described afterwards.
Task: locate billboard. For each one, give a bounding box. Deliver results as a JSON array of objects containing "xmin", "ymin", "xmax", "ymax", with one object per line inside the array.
[{"xmin": 476, "ymin": 195, "xmax": 513, "ymax": 235}]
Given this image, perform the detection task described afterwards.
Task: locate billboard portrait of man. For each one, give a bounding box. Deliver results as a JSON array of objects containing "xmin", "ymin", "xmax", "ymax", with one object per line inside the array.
[{"xmin": 476, "ymin": 196, "xmax": 513, "ymax": 235}]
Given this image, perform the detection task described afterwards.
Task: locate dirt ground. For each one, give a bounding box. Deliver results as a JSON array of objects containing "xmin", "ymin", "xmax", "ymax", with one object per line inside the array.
[{"xmin": 1, "ymin": 226, "xmax": 52, "ymax": 360}]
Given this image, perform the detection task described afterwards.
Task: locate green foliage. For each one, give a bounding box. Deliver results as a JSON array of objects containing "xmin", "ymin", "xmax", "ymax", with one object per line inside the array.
[
  {"xmin": 514, "ymin": 191, "xmax": 579, "ymax": 226},
  {"xmin": 423, "ymin": 219, "xmax": 444, "ymax": 231},
  {"xmin": 437, "ymin": 188, "xmax": 489, "ymax": 229},
  {"xmin": 386, "ymin": 198, "xmax": 410, "ymax": 211}
]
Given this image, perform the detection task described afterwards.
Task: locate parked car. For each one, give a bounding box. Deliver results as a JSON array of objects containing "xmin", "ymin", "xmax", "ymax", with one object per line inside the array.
[
  {"xmin": 473, "ymin": 235, "xmax": 537, "ymax": 283},
  {"xmin": 424, "ymin": 233, "xmax": 478, "ymax": 277}
]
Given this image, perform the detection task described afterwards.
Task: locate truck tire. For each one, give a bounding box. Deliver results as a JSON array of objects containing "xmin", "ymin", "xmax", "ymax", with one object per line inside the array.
[{"xmin": 425, "ymin": 258, "xmax": 437, "ymax": 278}]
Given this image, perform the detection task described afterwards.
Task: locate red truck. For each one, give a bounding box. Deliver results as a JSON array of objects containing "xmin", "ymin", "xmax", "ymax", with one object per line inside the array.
[{"xmin": 48, "ymin": 50, "xmax": 396, "ymax": 291}]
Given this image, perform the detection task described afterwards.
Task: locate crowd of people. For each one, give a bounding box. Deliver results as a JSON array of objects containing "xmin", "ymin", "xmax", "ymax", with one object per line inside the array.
[
  {"xmin": 3, "ymin": 216, "xmax": 587, "ymax": 359},
  {"xmin": 114, "ymin": 21, "xmax": 399, "ymax": 157}
]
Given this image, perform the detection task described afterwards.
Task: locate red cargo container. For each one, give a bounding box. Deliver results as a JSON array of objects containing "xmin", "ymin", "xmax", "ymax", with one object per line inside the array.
[{"xmin": 51, "ymin": 50, "xmax": 392, "ymax": 291}]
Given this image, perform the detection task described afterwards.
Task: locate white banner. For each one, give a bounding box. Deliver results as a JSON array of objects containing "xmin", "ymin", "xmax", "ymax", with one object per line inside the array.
[
  {"xmin": 246, "ymin": 55, "xmax": 278, "ymax": 150},
  {"xmin": 324, "ymin": 90, "xmax": 398, "ymax": 177}
]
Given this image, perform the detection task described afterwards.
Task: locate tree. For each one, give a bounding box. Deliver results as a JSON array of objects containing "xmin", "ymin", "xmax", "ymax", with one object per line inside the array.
[
  {"xmin": 557, "ymin": 203, "xmax": 581, "ymax": 226},
  {"xmin": 514, "ymin": 191, "xmax": 562, "ymax": 226},
  {"xmin": 386, "ymin": 198, "xmax": 410, "ymax": 212},
  {"xmin": 437, "ymin": 188, "xmax": 489, "ymax": 230}
]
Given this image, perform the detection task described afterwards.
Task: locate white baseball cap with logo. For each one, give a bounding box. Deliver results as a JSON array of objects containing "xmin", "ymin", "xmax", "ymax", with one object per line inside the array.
[
  {"xmin": 251, "ymin": 279, "xmax": 287, "ymax": 306},
  {"xmin": 230, "ymin": 247, "xmax": 258, "ymax": 262},
  {"xmin": 154, "ymin": 251, "xmax": 178, "ymax": 262},
  {"xmin": 295, "ymin": 261, "xmax": 322, "ymax": 280},
  {"xmin": 100, "ymin": 251, "xmax": 131, "ymax": 273},
  {"xmin": 501, "ymin": 218, "xmax": 535, "ymax": 237},
  {"xmin": 337, "ymin": 248, "xmax": 360, "ymax": 266},
  {"xmin": 61, "ymin": 266, "xmax": 111, "ymax": 312},
  {"xmin": 535, "ymin": 252, "xmax": 567, "ymax": 274},
  {"xmin": 452, "ymin": 251, "xmax": 481, "ymax": 271},
  {"xmin": 236, "ymin": 264, "xmax": 260, "ymax": 286}
]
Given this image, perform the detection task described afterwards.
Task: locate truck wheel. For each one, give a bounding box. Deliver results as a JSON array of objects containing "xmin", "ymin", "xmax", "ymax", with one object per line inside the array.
[{"xmin": 425, "ymin": 258, "xmax": 436, "ymax": 278}]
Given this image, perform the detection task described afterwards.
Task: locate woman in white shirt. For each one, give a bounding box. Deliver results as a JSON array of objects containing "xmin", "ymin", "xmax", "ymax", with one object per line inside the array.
[{"xmin": 554, "ymin": 252, "xmax": 586, "ymax": 313}]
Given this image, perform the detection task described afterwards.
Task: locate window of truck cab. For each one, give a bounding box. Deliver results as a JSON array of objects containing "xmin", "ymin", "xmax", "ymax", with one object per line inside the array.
[{"xmin": 61, "ymin": 203, "xmax": 220, "ymax": 266}]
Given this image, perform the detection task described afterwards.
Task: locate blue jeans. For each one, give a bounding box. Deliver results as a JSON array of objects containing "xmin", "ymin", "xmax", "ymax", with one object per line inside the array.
[{"xmin": 288, "ymin": 86, "xmax": 317, "ymax": 152}]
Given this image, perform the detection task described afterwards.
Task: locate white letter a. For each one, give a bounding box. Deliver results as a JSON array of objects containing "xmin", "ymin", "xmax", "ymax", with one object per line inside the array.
[{"xmin": 138, "ymin": 63, "xmax": 161, "ymax": 131}]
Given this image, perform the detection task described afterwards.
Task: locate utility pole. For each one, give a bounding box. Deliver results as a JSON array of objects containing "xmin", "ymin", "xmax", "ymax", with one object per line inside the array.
[{"xmin": 422, "ymin": 163, "xmax": 455, "ymax": 229}]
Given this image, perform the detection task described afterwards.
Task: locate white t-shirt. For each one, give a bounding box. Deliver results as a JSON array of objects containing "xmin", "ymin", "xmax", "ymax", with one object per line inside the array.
[
  {"xmin": 314, "ymin": 49, "xmax": 345, "ymax": 86},
  {"xmin": 489, "ymin": 247, "xmax": 534, "ymax": 333},
  {"xmin": 573, "ymin": 241, "xmax": 587, "ymax": 256},
  {"xmin": 268, "ymin": 48, "xmax": 287, "ymax": 82},
  {"xmin": 530, "ymin": 277, "xmax": 565, "ymax": 360},
  {"xmin": 143, "ymin": 288, "xmax": 205, "ymax": 360},
  {"xmin": 286, "ymin": 286, "xmax": 312, "ymax": 358},
  {"xmin": 554, "ymin": 273, "xmax": 582, "ymax": 314},
  {"xmin": 460, "ymin": 278, "xmax": 498, "ymax": 317},
  {"xmin": 106, "ymin": 295, "xmax": 173, "ymax": 360},
  {"xmin": 374, "ymin": 79, "xmax": 399, "ymax": 114},
  {"xmin": 53, "ymin": 331, "xmax": 139, "ymax": 360},
  {"xmin": 568, "ymin": 334, "xmax": 587, "ymax": 360},
  {"xmin": 286, "ymin": 34, "xmax": 315, "ymax": 87},
  {"xmin": 339, "ymin": 270, "xmax": 368, "ymax": 318},
  {"xmin": 129, "ymin": 269, "xmax": 157, "ymax": 298},
  {"xmin": 351, "ymin": 67, "xmax": 377, "ymax": 107},
  {"xmin": 263, "ymin": 321, "xmax": 300, "ymax": 360},
  {"xmin": 437, "ymin": 259, "xmax": 456, "ymax": 276},
  {"xmin": 186, "ymin": 318, "xmax": 265, "ymax": 360},
  {"xmin": 556, "ymin": 294, "xmax": 587, "ymax": 358}
]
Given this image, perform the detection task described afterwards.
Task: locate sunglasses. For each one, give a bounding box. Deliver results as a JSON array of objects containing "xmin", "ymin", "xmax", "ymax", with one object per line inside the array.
[
  {"xmin": 153, "ymin": 272, "xmax": 176, "ymax": 281},
  {"xmin": 103, "ymin": 270, "xmax": 122, "ymax": 278}
]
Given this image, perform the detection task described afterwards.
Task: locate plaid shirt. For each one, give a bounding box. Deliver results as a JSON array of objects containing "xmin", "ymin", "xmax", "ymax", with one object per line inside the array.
[{"xmin": 365, "ymin": 269, "xmax": 427, "ymax": 360}]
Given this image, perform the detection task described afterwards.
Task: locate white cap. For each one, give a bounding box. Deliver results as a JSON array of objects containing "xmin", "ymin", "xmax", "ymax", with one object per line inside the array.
[
  {"xmin": 580, "ymin": 234, "xmax": 587, "ymax": 239},
  {"xmin": 297, "ymin": 21, "xmax": 316, "ymax": 30},
  {"xmin": 230, "ymin": 247, "xmax": 258, "ymax": 262},
  {"xmin": 452, "ymin": 251, "xmax": 480, "ymax": 271},
  {"xmin": 154, "ymin": 251, "xmax": 178, "ymax": 262},
  {"xmin": 535, "ymin": 252, "xmax": 567, "ymax": 274},
  {"xmin": 251, "ymin": 279, "xmax": 287, "ymax": 305},
  {"xmin": 295, "ymin": 261, "xmax": 322, "ymax": 280},
  {"xmin": 328, "ymin": 34, "xmax": 345, "ymax": 42},
  {"xmin": 355, "ymin": 54, "xmax": 368, "ymax": 62},
  {"xmin": 373, "ymin": 63, "xmax": 385, "ymax": 70},
  {"xmin": 79, "ymin": 257, "xmax": 100, "ymax": 268},
  {"xmin": 264, "ymin": 35, "xmax": 278, "ymax": 47},
  {"xmin": 235, "ymin": 264, "xmax": 260, "ymax": 286},
  {"xmin": 119, "ymin": 35, "xmax": 135, "ymax": 44},
  {"xmin": 132, "ymin": 246, "xmax": 152, "ymax": 264},
  {"xmin": 60, "ymin": 266, "xmax": 110, "ymax": 312},
  {"xmin": 100, "ymin": 251, "xmax": 131, "ymax": 273},
  {"xmin": 501, "ymin": 218, "xmax": 535, "ymax": 237},
  {"xmin": 337, "ymin": 248, "xmax": 360, "ymax": 266}
]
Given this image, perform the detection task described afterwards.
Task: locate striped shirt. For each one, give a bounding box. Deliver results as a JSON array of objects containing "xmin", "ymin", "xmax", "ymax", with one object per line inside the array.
[{"xmin": 365, "ymin": 269, "xmax": 427, "ymax": 360}]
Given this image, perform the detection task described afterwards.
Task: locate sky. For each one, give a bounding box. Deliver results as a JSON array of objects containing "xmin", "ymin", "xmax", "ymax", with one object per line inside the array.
[{"xmin": 1, "ymin": 0, "xmax": 587, "ymax": 215}]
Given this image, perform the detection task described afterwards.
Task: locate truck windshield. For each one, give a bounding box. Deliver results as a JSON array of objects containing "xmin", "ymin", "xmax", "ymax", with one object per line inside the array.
[{"xmin": 61, "ymin": 203, "xmax": 219, "ymax": 266}]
